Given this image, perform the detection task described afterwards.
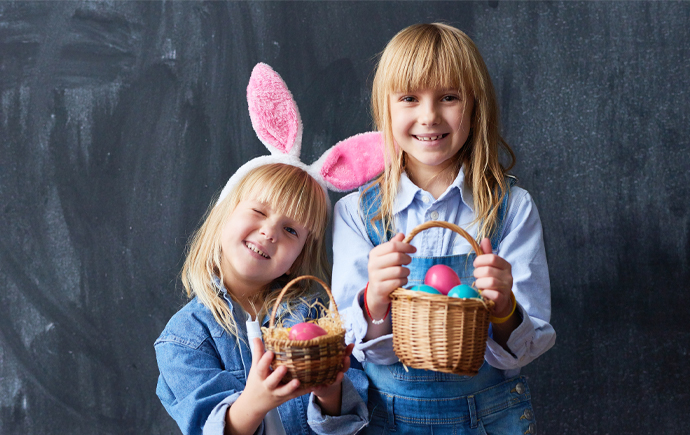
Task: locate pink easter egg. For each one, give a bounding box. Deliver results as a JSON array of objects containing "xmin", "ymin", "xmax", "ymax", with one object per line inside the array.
[
  {"xmin": 288, "ymin": 322, "xmax": 328, "ymax": 341},
  {"xmin": 424, "ymin": 264, "xmax": 461, "ymax": 295}
]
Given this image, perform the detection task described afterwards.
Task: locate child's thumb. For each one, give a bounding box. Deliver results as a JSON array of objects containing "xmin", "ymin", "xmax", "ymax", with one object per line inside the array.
[
  {"xmin": 392, "ymin": 232, "xmax": 406, "ymax": 242},
  {"xmin": 480, "ymin": 238, "xmax": 492, "ymax": 255}
]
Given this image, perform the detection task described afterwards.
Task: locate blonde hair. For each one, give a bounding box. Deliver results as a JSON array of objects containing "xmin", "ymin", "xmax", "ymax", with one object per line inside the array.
[
  {"xmin": 181, "ymin": 164, "xmax": 331, "ymax": 337},
  {"xmin": 369, "ymin": 23, "xmax": 515, "ymax": 241}
]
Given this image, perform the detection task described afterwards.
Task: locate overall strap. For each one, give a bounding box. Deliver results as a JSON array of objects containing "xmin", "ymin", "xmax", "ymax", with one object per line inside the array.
[
  {"xmin": 360, "ymin": 182, "xmax": 392, "ymax": 246},
  {"xmin": 488, "ymin": 176, "xmax": 517, "ymax": 252}
]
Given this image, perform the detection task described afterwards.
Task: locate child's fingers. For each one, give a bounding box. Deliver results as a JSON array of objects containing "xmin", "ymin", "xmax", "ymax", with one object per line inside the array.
[
  {"xmin": 480, "ymin": 289, "xmax": 513, "ymax": 318},
  {"xmin": 263, "ymin": 364, "xmax": 288, "ymax": 389},
  {"xmin": 474, "ymin": 254, "xmax": 511, "ymax": 270},
  {"xmin": 253, "ymin": 349, "xmax": 275, "ymax": 379},
  {"xmin": 370, "ymin": 264, "xmax": 411, "ymax": 282},
  {"xmin": 370, "ymin": 250, "xmax": 414, "ymax": 271},
  {"xmin": 251, "ymin": 338, "xmax": 267, "ymax": 366},
  {"xmin": 372, "ymin": 233, "xmax": 416, "ymax": 255},
  {"xmin": 273, "ymin": 378, "xmax": 302, "ymax": 398},
  {"xmin": 480, "ymin": 238, "xmax": 492, "ymax": 255},
  {"xmin": 473, "ymin": 239, "xmax": 509, "ymax": 270}
]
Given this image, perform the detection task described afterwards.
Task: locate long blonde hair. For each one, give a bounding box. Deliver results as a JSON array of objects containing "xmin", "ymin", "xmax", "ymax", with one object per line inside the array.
[
  {"xmin": 369, "ymin": 23, "xmax": 516, "ymax": 241},
  {"xmin": 182, "ymin": 164, "xmax": 331, "ymax": 337}
]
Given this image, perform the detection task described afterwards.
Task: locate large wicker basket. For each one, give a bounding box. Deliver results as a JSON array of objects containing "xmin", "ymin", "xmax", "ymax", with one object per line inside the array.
[
  {"xmin": 390, "ymin": 221, "xmax": 495, "ymax": 376},
  {"xmin": 262, "ymin": 275, "xmax": 347, "ymax": 387}
]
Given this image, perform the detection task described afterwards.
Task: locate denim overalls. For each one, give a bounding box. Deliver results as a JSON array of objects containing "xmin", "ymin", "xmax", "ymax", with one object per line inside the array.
[{"xmin": 359, "ymin": 181, "xmax": 537, "ymax": 435}]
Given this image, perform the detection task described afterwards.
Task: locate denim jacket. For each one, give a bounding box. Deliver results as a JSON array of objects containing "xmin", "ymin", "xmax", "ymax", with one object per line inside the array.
[{"xmin": 154, "ymin": 280, "xmax": 369, "ymax": 435}]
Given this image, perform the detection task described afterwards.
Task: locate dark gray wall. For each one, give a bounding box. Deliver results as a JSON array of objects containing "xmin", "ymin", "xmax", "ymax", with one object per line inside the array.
[{"xmin": 1, "ymin": 1, "xmax": 688, "ymax": 434}]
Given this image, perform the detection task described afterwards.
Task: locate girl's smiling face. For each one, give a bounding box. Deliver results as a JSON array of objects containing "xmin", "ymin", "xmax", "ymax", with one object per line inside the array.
[
  {"xmin": 389, "ymin": 88, "xmax": 473, "ymax": 181},
  {"xmin": 219, "ymin": 199, "xmax": 309, "ymax": 294}
]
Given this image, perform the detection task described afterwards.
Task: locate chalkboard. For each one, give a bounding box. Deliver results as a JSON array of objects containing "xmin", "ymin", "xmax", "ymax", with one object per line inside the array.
[{"xmin": 1, "ymin": 2, "xmax": 688, "ymax": 434}]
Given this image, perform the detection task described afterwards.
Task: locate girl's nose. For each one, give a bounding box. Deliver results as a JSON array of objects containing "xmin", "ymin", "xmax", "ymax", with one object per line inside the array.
[
  {"xmin": 418, "ymin": 101, "xmax": 440, "ymax": 125},
  {"xmin": 260, "ymin": 223, "xmax": 278, "ymax": 242}
]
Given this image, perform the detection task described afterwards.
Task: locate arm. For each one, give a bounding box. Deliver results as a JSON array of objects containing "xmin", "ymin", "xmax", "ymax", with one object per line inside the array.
[
  {"xmin": 480, "ymin": 189, "xmax": 556, "ymax": 370},
  {"xmin": 225, "ymin": 339, "xmax": 310, "ymax": 435},
  {"xmin": 364, "ymin": 232, "xmax": 416, "ymax": 340},
  {"xmin": 473, "ymin": 237, "xmax": 521, "ymax": 351},
  {"xmin": 332, "ymin": 194, "xmax": 409, "ymax": 364},
  {"xmin": 308, "ymin": 343, "xmax": 351, "ymax": 415},
  {"xmin": 155, "ymin": 337, "xmax": 248, "ymax": 435},
  {"xmin": 306, "ymin": 367, "xmax": 369, "ymax": 435}
]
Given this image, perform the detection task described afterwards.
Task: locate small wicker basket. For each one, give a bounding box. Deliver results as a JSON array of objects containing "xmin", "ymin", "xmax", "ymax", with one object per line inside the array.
[
  {"xmin": 262, "ymin": 275, "xmax": 347, "ymax": 387},
  {"xmin": 390, "ymin": 221, "xmax": 495, "ymax": 376}
]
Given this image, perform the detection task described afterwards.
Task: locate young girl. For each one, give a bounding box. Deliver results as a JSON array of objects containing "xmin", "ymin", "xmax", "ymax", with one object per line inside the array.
[
  {"xmin": 155, "ymin": 163, "xmax": 366, "ymax": 435},
  {"xmin": 332, "ymin": 23, "xmax": 556, "ymax": 434},
  {"xmin": 155, "ymin": 62, "xmax": 385, "ymax": 435}
]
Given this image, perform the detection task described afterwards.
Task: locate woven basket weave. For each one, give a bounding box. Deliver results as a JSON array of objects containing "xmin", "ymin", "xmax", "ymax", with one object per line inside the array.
[
  {"xmin": 390, "ymin": 221, "xmax": 495, "ymax": 376},
  {"xmin": 263, "ymin": 275, "xmax": 346, "ymax": 387}
]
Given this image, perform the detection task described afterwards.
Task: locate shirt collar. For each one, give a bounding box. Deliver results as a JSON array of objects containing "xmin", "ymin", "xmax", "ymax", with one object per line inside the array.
[
  {"xmin": 393, "ymin": 166, "xmax": 474, "ymax": 213},
  {"xmin": 392, "ymin": 172, "xmax": 419, "ymax": 214}
]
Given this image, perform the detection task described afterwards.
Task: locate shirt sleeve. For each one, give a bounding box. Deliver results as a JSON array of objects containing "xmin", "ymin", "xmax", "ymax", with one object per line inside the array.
[
  {"xmin": 332, "ymin": 193, "xmax": 400, "ymax": 365},
  {"xmin": 306, "ymin": 373, "xmax": 369, "ymax": 434},
  {"xmin": 484, "ymin": 188, "xmax": 557, "ymax": 373},
  {"xmin": 155, "ymin": 339, "xmax": 261, "ymax": 435}
]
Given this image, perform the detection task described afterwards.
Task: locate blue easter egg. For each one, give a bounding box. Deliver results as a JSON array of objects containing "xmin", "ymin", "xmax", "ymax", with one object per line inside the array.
[
  {"xmin": 447, "ymin": 284, "xmax": 480, "ymax": 299},
  {"xmin": 410, "ymin": 284, "xmax": 441, "ymax": 295}
]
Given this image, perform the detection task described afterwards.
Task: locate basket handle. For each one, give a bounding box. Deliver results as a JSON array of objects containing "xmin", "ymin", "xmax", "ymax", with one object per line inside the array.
[
  {"xmin": 268, "ymin": 275, "xmax": 339, "ymax": 329},
  {"xmin": 403, "ymin": 221, "xmax": 484, "ymax": 256},
  {"xmin": 402, "ymin": 221, "xmax": 495, "ymax": 309}
]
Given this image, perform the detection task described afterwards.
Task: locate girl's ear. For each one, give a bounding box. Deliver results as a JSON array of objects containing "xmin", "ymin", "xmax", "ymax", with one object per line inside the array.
[
  {"xmin": 311, "ymin": 131, "xmax": 385, "ymax": 192},
  {"xmin": 247, "ymin": 63, "xmax": 303, "ymax": 157}
]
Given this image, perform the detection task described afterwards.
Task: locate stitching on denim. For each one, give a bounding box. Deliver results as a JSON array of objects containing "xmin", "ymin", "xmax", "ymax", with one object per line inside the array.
[
  {"xmin": 154, "ymin": 333, "xmax": 209, "ymax": 350},
  {"xmin": 394, "ymin": 415, "xmax": 470, "ymax": 425},
  {"xmin": 375, "ymin": 391, "xmax": 468, "ymax": 403},
  {"xmin": 476, "ymin": 395, "xmax": 530, "ymax": 419}
]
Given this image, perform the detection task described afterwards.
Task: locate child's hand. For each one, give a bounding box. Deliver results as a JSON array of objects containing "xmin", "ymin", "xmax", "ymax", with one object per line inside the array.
[
  {"xmin": 242, "ymin": 338, "xmax": 306, "ymax": 415},
  {"xmin": 366, "ymin": 232, "xmax": 416, "ymax": 319},
  {"xmin": 311, "ymin": 343, "xmax": 355, "ymax": 416},
  {"xmin": 473, "ymin": 238, "xmax": 514, "ymax": 319},
  {"xmin": 227, "ymin": 338, "xmax": 312, "ymax": 434}
]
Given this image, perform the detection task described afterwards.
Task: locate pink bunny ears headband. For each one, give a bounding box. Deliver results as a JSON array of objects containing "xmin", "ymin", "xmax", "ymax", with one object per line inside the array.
[{"xmin": 217, "ymin": 63, "xmax": 384, "ymax": 206}]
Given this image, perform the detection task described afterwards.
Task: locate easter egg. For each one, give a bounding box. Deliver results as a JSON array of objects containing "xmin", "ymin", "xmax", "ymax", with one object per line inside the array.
[
  {"xmin": 288, "ymin": 322, "xmax": 327, "ymax": 341},
  {"xmin": 410, "ymin": 284, "xmax": 442, "ymax": 295},
  {"xmin": 424, "ymin": 265, "xmax": 461, "ymax": 295},
  {"xmin": 447, "ymin": 284, "xmax": 480, "ymax": 299}
]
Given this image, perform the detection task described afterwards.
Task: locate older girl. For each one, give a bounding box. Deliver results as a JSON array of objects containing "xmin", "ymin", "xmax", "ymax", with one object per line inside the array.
[{"xmin": 332, "ymin": 23, "xmax": 556, "ymax": 434}]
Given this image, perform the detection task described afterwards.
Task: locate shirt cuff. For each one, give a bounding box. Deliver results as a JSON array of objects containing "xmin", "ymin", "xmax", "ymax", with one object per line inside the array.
[
  {"xmin": 485, "ymin": 302, "xmax": 534, "ymax": 370},
  {"xmin": 203, "ymin": 392, "xmax": 264, "ymax": 435},
  {"xmin": 343, "ymin": 289, "xmax": 400, "ymax": 365},
  {"xmin": 307, "ymin": 376, "xmax": 368, "ymax": 434}
]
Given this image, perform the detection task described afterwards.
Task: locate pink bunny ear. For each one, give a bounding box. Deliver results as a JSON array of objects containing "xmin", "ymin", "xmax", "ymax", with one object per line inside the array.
[
  {"xmin": 315, "ymin": 132, "xmax": 385, "ymax": 192},
  {"xmin": 247, "ymin": 63, "xmax": 302, "ymax": 156}
]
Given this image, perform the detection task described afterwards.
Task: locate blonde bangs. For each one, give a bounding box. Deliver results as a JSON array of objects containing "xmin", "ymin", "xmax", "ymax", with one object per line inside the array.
[
  {"xmin": 378, "ymin": 24, "xmax": 473, "ymax": 98},
  {"xmin": 235, "ymin": 164, "xmax": 328, "ymax": 240}
]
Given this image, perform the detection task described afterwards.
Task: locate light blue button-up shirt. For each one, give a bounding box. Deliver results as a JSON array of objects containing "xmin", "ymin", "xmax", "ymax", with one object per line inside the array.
[{"xmin": 332, "ymin": 168, "xmax": 556, "ymax": 378}]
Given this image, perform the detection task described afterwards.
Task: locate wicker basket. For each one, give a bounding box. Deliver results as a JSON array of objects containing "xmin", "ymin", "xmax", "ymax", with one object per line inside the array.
[
  {"xmin": 390, "ymin": 221, "xmax": 495, "ymax": 376},
  {"xmin": 262, "ymin": 275, "xmax": 347, "ymax": 387}
]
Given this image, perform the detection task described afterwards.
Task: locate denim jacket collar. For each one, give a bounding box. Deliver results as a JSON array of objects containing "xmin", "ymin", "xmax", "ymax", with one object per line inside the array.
[{"xmin": 211, "ymin": 275, "xmax": 293, "ymax": 327}]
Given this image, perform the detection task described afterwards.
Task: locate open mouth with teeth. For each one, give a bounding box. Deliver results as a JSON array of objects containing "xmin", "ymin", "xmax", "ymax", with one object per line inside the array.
[
  {"xmin": 413, "ymin": 133, "xmax": 449, "ymax": 141},
  {"xmin": 244, "ymin": 241, "xmax": 270, "ymax": 259}
]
